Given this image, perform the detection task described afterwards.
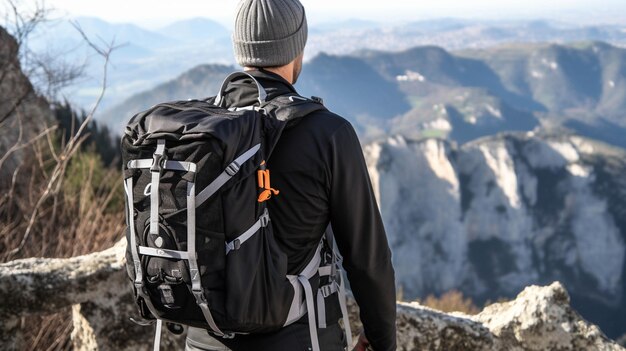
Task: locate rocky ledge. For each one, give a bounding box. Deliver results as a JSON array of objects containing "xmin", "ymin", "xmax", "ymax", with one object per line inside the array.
[
  {"xmin": 0, "ymin": 241, "xmax": 623, "ymax": 351},
  {"xmin": 389, "ymin": 282, "xmax": 624, "ymax": 350}
]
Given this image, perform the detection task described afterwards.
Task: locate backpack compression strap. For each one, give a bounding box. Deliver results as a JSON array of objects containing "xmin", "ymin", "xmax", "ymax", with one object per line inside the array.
[
  {"xmin": 282, "ymin": 228, "xmax": 353, "ymax": 351},
  {"xmin": 317, "ymin": 226, "xmax": 353, "ymax": 348},
  {"xmin": 126, "ymin": 140, "xmax": 229, "ymax": 341}
]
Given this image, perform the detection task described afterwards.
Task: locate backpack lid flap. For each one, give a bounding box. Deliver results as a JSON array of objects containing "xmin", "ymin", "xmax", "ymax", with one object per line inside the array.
[{"xmin": 125, "ymin": 100, "xmax": 266, "ymax": 147}]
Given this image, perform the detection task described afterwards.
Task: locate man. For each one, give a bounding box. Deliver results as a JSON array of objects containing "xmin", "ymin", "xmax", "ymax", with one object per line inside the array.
[{"xmin": 186, "ymin": 0, "xmax": 397, "ymax": 350}]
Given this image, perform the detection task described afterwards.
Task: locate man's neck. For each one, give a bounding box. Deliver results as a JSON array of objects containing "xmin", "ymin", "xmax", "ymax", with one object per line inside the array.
[{"xmin": 245, "ymin": 65, "xmax": 293, "ymax": 84}]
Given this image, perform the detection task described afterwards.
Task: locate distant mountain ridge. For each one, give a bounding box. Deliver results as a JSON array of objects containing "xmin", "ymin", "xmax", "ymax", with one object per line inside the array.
[
  {"xmin": 28, "ymin": 17, "xmax": 233, "ymax": 112},
  {"xmin": 101, "ymin": 64, "xmax": 234, "ymax": 131},
  {"xmin": 102, "ymin": 41, "xmax": 626, "ymax": 151},
  {"xmin": 24, "ymin": 17, "xmax": 626, "ymax": 113}
]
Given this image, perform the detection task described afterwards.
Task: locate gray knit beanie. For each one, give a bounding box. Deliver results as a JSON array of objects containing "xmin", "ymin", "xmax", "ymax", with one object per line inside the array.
[{"xmin": 233, "ymin": 0, "xmax": 308, "ymax": 67}]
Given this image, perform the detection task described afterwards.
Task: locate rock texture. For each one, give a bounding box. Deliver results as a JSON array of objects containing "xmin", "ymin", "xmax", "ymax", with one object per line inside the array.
[
  {"xmin": 391, "ymin": 281, "xmax": 625, "ymax": 351},
  {"xmin": 1, "ymin": 242, "xmax": 623, "ymax": 351},
  {"xmin": 364, "ymin": 132, "xmax": 626, "ymax": 338},
  {"xmin": 0, "ymin": 240, "xmax": 185, "ymax": 351},
  {"xmin": 474, "ymin": 282, "xmax": 619, "ymax": 351},
  {"xmin": 0, "ymin": 25, "xmax": 53, "ymax": 187}
]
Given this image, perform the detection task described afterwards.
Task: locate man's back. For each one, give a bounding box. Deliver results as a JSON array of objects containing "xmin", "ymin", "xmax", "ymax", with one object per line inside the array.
[
  {"xmin": 186, "ymin": 0, "xmax": 397, "ymax": 349},
  {"xmin": 193, "ymin": 69, "xmax": 398, "ymax": 351}
]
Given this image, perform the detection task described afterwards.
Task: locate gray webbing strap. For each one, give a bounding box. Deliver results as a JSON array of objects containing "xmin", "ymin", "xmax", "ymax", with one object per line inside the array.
[
  {"xmin": 316, "ymin": 278, "xmax": 339, "ymax": 329},
  {"xmin": 319, "ymin": 283, "xmax": 338, "ymax": 297},
  {"xmin": 150, "ymin": 140, "xmax": 166, "ymax": 235},
  {"xmin": 128, "ymin": 159, "xmax": 152, "ymax": 169},
  {"xmin": 322, "ymin": 225, "xmax": 352, "ymax": 345},
  {"xmin": 283, "ymin": 274, "xmax": 305, "ymax": 326},
  {"xmin": 124, "ymin": 178, "xmax": 142, "ymax": 287},
  {"xmin": 225, "ymin": 209, "xmax": 270, "ymax": 255},
  {"xmin": 337, "ymin": 268, "xmax": 352, "ymax": 348},
  {"xmin": 317, "ymin": 290, "xmax": 326, "ymax": 329},
  {"xmin": 318, "ymin": 266, "xmax": 332, "ymax": 276},
  {"xmin": 195, "ymin": 144, "xmax": 261, "ymax": 207},
  {"xmin": 326, "ymin": 226, "xmax": 339, "ymax": 280},
  {"xmin": 139, "ymin": 246, "xmax": 190, "ymax": 260},
  {"xmin": 124, "ymin": 178, "xmax": 161, "ymax": 319},
  {"xmin": 293, "ymin": 243, "xmax": 323, "ymax": 351},
  {"xmin": 186, "ymin": 181, "xmax": 226, "ymax": 337},
  {"xmin": 298, "ymin": 275, "xmax": 320, "ymax": 351},
  {"xmin": 153, "ymin": 319, "xmax": 162, "ymax": 351},
  {"xmin": 228, "ymin": 106, "xmax": 265, "ymax": 112},
  {"xmin": 128, "ymin": 159, "xmax": 197, "ymax": 173}
]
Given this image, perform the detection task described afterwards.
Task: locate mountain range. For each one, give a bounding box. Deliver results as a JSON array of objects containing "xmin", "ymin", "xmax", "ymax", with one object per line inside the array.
[
  {"xmin": 102, "ymin": 41, "xmax": 626, "ymax": 152},
  {"xmin": 28, "ymin": 17, "xmax": 234, "ymax": 110},
  {"xmin": 25, "ymin": 17, "xmax": 626, "ymax": 112}
]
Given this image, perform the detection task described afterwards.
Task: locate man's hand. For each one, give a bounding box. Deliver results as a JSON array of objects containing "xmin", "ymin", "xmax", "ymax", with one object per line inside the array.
[{"xmin": 351, "ymin": 332, "xmax": 372, "ymax": 351}]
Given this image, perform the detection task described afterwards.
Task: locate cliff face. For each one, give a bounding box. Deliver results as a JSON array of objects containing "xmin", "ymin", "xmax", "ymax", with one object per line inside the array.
[
  {"xmin": 0, "ymin": 26, "xmax": 53, "ymax": 186},
  {"xmin": 364, "ymin": 132, "xmax": 626, "ymax": 337}
]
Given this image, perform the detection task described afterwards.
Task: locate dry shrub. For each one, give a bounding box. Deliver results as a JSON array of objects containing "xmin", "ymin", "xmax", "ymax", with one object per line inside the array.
[
  {"xmin": 420, "ymin": 290, "xmax": 481, "ymax": 315},
  {"xmin": 0, "ymin": 122, "xmax": 124, "ymax": 350},
  {"xmin": 0, "ymin": 140, "xmax": 124, "ymax": 261}
]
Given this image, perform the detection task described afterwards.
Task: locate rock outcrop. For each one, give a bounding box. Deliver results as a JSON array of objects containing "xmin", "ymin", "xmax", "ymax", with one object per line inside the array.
[
  {"xmin": 364, "ymin": 132, "xmax": 626, "ymax": 338},
  {"xmin": 0, "ymin": 25, "xmax": 53, "ymax": 187},
  {"xmin": 1, "ymin": 241, "xmax": 623, "ymax": 351}
]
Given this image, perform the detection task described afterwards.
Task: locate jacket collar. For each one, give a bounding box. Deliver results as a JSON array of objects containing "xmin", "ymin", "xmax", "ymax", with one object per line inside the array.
[{"xmin": 221, "ymin": 68, "xmax": 298, "ymax": 108}]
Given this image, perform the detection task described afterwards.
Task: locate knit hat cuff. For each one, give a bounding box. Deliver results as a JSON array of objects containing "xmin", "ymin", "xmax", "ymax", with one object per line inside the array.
[{"xmin": 234, "ymin": 13, "xmax": 307, "ymax": 67}]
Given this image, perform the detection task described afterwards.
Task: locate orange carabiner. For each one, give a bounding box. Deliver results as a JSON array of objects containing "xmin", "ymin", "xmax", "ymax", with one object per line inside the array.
[{"xmin": 257, "ymin": 163, "xmax": 280, "ymax": 203}]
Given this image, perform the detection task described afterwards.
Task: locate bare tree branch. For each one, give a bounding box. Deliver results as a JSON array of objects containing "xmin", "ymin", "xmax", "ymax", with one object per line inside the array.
[
  {"xmin": 0, "ymin": 117, "xmax": 56, "ymax": 170},
  {"xmin": 6, "ymin": 21, "xmax": 118, "ymax": 258}
]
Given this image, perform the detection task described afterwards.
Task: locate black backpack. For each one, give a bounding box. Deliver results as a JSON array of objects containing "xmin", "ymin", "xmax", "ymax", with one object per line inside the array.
[{"xmin": 121, "ymin": 72, "xmax": 352, "ymax": 351}]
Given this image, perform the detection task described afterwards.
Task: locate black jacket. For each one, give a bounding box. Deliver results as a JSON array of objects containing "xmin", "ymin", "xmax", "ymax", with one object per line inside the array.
[{"xmin": 221, "ymin": 69, "xmax": 397, "ymax": 351}]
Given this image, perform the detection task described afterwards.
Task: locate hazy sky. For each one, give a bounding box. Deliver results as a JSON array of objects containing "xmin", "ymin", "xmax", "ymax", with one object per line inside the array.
[{"xmin": 43, "ymin": 0, "xmax": 626, "ymax": 28}]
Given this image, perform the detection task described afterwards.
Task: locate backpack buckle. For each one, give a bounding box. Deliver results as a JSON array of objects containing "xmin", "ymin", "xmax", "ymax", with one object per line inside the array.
[
  {"xmin": 151, "ymin": 153, "xmax": 166, "ymax": 173},
  {"xmin": 226, "ymin": 161, "xmax": 240, "ymax": 176},
  {"xmin": 192, "ymin": 289, "xmax": 207, "ymax": 304},
  {"xmin": 151, "ymin": 140, "xmax": 167, "ymax": 172},
  {"xmin": 260, "ymin": 210, "xmax": 270, "ymax": 227},
  {"xmin": 320, "ymin": 284, "xmax": 335, "ymax": 298}
]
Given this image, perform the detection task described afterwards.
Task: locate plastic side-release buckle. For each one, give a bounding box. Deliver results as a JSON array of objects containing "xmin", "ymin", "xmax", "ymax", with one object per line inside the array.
[
  {"xmin": 226, "ymin": 161, "xmax": 240, "ymax": 176},
  {"xmin": 192, "ymin": 289, "xmax": 207, "ymax": 304},
  {"xmin": 151, "ymin": 153, "xmax": 165, "ymax": 173},
  {"xmin": 260, "ymin": 210, "xmax": 270, "ymax": 227},
  {"xmin": 320, "ymin": 284, "xmax": 335, "ymax": 298}
]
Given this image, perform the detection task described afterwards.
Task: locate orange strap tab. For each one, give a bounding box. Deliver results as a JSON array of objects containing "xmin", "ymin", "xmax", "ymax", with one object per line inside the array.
[{"xmin": 257, "ymin": 164, "xmax": 279, "ymax": 203}]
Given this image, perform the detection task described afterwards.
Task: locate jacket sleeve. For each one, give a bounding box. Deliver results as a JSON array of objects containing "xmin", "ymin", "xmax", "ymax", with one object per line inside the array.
[{"xmin": 327, "ymin": 122, "xmax": 397, "ymax": 351}]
